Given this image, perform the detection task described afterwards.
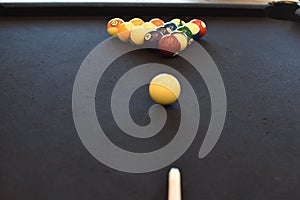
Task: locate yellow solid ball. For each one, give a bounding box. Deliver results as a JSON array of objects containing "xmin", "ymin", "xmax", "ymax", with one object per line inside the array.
[
  {"xmin": 129, "ymin": 18, "xmax": 145, "ymax": 26},
  {"xmin": 149, "ymin": 73, "xmax": 181, "ymax": 105}
]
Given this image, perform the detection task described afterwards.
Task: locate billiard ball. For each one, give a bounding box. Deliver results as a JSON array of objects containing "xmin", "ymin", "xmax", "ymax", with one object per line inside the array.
[
  {"xmin": 171, "ymin": 18, "xmax": 186, "ymax": 27},
  {"xmin": 129, "ymin": 18, "xmax": 144, "ymax": 26},
  {"xmin": 177, "ymin": 26, "xmax": 194, "ymax": 45},
  {"xmin": 149, "ymin": 73, "xmax": 181, "ymax": 105},
  {"xmin": 171, "ymin": 31, "xmax": 188, "ymax": 51},
  {"xmin": 158, "ymin": 34, "xmax": 181, "ymax": 57},
  {"xmin": 142, "ymin": 22, "xmax": 157, "ymax": 30},
  {"xmin": 106, "ymin": 18, "xmax": 124, "ymax": 37},
  {"xmin": 184, "ymin": 22, "xmax": 200, "ymax": 40},
  {"xmin": 164, "ymin": 22, "xmax": 177, "ymax": 32},
  {"xmin": 150, "ymin": 18, "xmax": 165, "ymax": 27},
  {"xmin": 144, "ymin": 30, "xmax": 163, "ymax": 49},
  {"xmin": 190, "ymin": 19, "xmax": 207, "ymax": 37},
  {"xmin": 117, "ymin": 22, "xmax": 135, "ymax": 42},
  {"xmin": 129, "ymin": 26, "xmax": 149, "ymax": 45},
  {"xmin": 199, "ymin": 21, "xmax": 207, "ymax": 37},
  {"xmin": 156, "ymin": 26, "xmax": 172, "ymax": 35},
  {"xmin": 177, "ymin": 26, "xmax": 193, "ymax": 39}
]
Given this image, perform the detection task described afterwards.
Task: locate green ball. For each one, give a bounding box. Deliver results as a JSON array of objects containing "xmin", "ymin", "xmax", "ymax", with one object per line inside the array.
[
  {"xmin": 177, "ymin": 26, "xmax": 193, "ymax": 38},
  {"xmin": 177, "ymin": 26, "xmax": 194, "ymax": 44}
]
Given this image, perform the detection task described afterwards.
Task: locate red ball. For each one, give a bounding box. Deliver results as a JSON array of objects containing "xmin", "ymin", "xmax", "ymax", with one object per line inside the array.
[
  {"xmin": 190, "ymin": 19, "xmax": 207, "ymax": 37},
  {"xmin": 158, "ymin": 35, "xmax": 181, "ymax": 57}
]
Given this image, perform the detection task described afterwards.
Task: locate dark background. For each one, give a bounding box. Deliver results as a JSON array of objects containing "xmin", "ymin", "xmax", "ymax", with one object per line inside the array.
[{"xmin": 1, "ymin": 15, "xmax": 300, "ymax": 200}]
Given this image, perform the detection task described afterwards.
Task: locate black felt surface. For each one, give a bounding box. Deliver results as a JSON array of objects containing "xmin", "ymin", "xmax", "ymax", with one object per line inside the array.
[{"xmin": 0, "ymin": 16, "xmax": 300, "ymax": 200}]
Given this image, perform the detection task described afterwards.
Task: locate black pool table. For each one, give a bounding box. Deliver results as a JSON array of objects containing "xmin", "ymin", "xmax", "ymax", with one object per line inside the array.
[{"xmin": 1, "ymin": 2, "xmax": 300, "ymax": 200}]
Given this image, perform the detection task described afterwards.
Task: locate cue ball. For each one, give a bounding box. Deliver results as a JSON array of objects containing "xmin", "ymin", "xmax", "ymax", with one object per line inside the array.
[
  {"xmin": 107, "ymin": 18, "xmax": 124, "ymax": 37},
  {"xmin": 149, "ymin": 73, "xmax": 181, "ymax": 105},
  {"xmin": 130, "ymin": 26, "xmax": 149, "ymax": 45}
]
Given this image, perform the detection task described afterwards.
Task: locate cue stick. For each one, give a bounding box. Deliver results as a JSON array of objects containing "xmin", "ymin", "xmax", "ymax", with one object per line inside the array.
[{"xmin": 168, "ymin": 168, "xmax": 182, "ymax": 200}]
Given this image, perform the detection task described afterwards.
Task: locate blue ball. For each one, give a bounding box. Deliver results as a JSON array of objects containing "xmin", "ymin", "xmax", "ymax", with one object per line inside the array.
[{"xmin": 164, "ymin": 22, "xmax": 177, "ymax": 32}]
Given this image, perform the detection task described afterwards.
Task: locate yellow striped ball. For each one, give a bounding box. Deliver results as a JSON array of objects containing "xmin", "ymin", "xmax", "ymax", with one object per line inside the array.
[{"xmin": 149, "ymin": 73, "xmax": 181, "ymax": 105}]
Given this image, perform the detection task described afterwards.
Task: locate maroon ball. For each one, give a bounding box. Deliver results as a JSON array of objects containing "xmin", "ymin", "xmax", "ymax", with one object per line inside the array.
[
  {"xmin": 144, "ymin": 30, "xmax": 164, "ymax": 49},
  {"xmin": 158, "ymin": 34, "xmax": 181, "ymax": 57}
]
